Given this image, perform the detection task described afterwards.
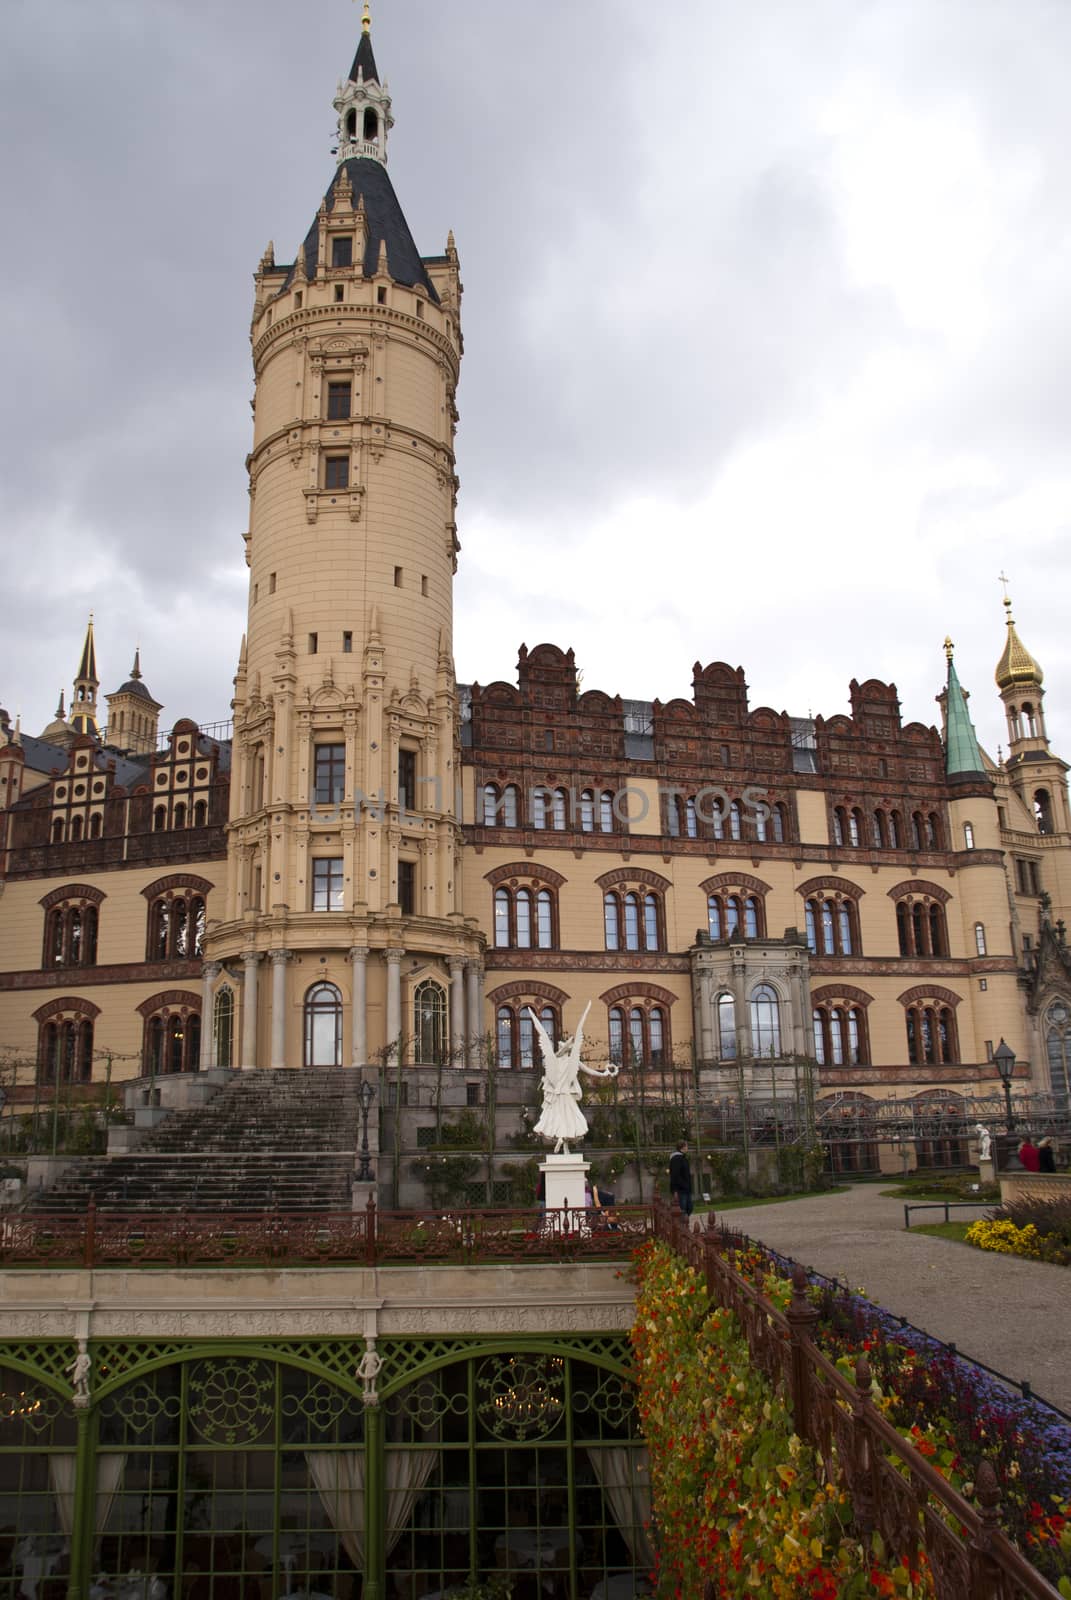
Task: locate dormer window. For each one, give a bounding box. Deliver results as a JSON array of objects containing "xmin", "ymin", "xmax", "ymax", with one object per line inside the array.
[
  {"xmin": 363, "ymin": 108, "xmax": 378, "ymax": 140},
  {"xmin": 331, "ymin": 236, "xmax": 353, "ymax": 268}
]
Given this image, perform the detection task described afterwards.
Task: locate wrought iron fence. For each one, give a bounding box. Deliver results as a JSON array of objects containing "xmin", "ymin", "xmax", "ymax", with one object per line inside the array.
[
  {"xmin": 0, "ymin": 1197, "xmax": 652, "ymax": 1268},
  {"xmin": 653, "ymin": 1201, "xmax": 1062, "ymax": 1599}
]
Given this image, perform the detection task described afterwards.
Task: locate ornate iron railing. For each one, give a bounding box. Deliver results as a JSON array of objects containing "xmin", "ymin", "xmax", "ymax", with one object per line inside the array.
[
  {"xmin": 0, "ymin": 1197, "xmax": 652, "ymax": 1268},
  {"xmin": 652, "ymin": 1200, "xmax": 1062, "ymax": 1600}
]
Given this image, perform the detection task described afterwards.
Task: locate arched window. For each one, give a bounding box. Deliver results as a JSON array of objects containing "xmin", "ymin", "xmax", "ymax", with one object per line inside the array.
[
  {"xmin": 729, "ymin": 801, "xmax": 742, "ymax": 841},
  {"xmin": 531, "ymin": 788, "xmax": 548, "ymax": 829},
  {"xmin": 716, "ymin": 993, "xmax": 736, "ymax": 1060},
  {"xmin": 905, "ymin": 1000, "xmax": 958, "ymax": 1065},
  {"xmin": 893, "ymin": 890, "xmax": 947, "ymax": 957},
  {"xmin": 832, "ymin": 809, "xmax": 845, "ymax": 848},
  {"xmin": 495, "ymin": 1002, "xmax": 558, "ymax": 1070},
  {"xmin": 685, "ymin": 797, "xmax": 698, "ymax": 839},
  {"xmin": 666, "ymin": 797, "xmax": 680, "ymax": 837},
  {"xmin": 871, "ymin": 812, "xmax": 885, "ymax": 850},
  {"xmin": 579, "ymin": 790, "xmax": 595, "ymax": 832},
  {"xmin": 974, "ymin": 923, "xmax": 987, "ymax": 957},
  {"xmin": 70, "ymin": 814, "xmax": 83, "ymax": 843},
  {"xmin": 599, "ymin": 791, "xmax": 614, "ymax": 833},
  {"xmin": 888, "ymin": 811, "xmax": 901, "ymax": 849},
  {"xmin": 213, "ymin": 986, "xmax": 234, "ymax": 1070},
  {"xmin": 146, "ymin": 888, "xmax": 207, "ymax": 961},
  {"xmin": 1045, "ymin": 1001, "xmax": 1071, "ymax": 1108},
  {"xmin": 494, "ymin": 883, "xmax": 557, "ymax": 949},
  {"xmin": 750, "ymin": 984, "xmax": 781, "ymax": 1057},
  {"xmin": 41, "ymin": 891, "xmax": 101, "ymax": 969},
  {"xmin": 1034, "ymin": 791, "xmax": 1054, "ymax": 835},
  {"xmin": 51, "ymin": 817, "xmax": 64, "ymax": 843},
  {"xmin": 604, "ymin": 893, "xmax": 619, "ymax": 950},
  {"xmin": 89, "ymin": 812, "xmax": 103, "ymax": 839},
  {"xmin": 803, "ymin": 895, "xmax": 857, "ymax": 956},
  {"xmin": 153, "ymin": 804, "xmax": 167, "ymax": 831},
  {"xmin": 551, "ymin": 789, "xmax": 567, "ymax": 830},
  {"xmin": 848, "ymin": 809, "xmax": 862, "ymax": 847},
  {"xmin": 482, "ymin": 784, "xmax": 520, "ymax": 827},
  {"xmin": 304, "ymin": 982, "xmax": 342, "ymax": 1068},
  {"xmin": 772, "ymin": 803, "xmax": 787, "ymax": 844},
  {"xmin": 963, "ymin": 821, "xmax": 975, "ymax": 849},
  {"xmin": 173, "ymin": 802, "xmax": 187, "ymax": 830},
  {"xmin": 414, "ymin": 980, "xmax": 447, "ymax": 1065},
  {"xmin": 140, "ymin": 997, "xmax": 201, "ymax": 1076},
  {"xmin": 36, "ymin": 1010, "xmax": 95, "ymax": 1085},
  {"xmin": 707, "ymin": 887, "xmax": 766, "ymax": 942},
  {"xmin": 812, "ymin": 1001, "xmax": 868, "ymax": 1067},
  {"xmin": 607, "ymin": 1002, "xmax": 669, "ymax": 1068}
]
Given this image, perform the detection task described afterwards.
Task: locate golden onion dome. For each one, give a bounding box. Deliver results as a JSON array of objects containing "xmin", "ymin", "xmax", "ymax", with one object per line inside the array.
[{"xmin": 995, "ymin": 596, "xmax": 1043, "ymax": 690}]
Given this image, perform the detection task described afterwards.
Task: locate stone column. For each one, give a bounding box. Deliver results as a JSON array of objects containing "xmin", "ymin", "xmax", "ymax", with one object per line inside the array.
[
  {"xmin": 202, "ymin": 961, "xmax": 221, "ymax": 1070},
  {"xmin": 241, "ymin": 951, "xmax": 260, "ymax": 1070},
  {"xmin": 269, "ymin": 950, "xmax": 291, "ymax": 1070},
  {"xmin": 385, "ymin": 948, "xmax": 405, "ymax": 1065},
  {"xmin": 697, "ymin": 966, "xmax": 715, "ymax": 1063},
  {"xmin": 350, "ymin": 947, "xmax": 368, "ymax": 1067},
  {"xmin": 449, "ymin": 957, "xmax": 466, "ymax": 1067},
  {"xmin": 466, "ymin": 960, "xmax": 484, "ymax": 1068}
]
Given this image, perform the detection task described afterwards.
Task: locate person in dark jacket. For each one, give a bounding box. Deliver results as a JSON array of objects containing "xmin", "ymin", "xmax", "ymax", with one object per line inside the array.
[
  {"xmin": 1038, "ymin": 1137, "xmax": 1057, "ymax": 1173},
  {"xmin": 668, "ymin": 1140, "xmax": 693, "ymax": 1216}
]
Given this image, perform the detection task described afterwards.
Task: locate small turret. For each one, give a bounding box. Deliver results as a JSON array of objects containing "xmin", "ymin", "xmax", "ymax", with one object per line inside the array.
[
  {"xmin": 942, "ymin": 638, "xmax": 986, "ymax": 782},
  {"xmin": 333, "ymin": 4, "xmax": 394, "ymax": 168},
  {"xmin": 105, "ymin": 648, "xmax": 162, "ymax": 756}
]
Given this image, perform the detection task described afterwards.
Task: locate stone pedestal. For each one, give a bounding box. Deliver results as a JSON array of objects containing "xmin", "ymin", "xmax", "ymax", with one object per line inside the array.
[
  {"xmin": 978, "ymin": 1157, "xmax": 995, "ymax": 1186},
  {"xmin": 540, "ymin": 1152, "xmax": 589, "ymax": 1216}
]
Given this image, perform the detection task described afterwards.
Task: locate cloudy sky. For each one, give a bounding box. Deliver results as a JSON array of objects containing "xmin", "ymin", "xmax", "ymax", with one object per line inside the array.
[{"xmin": 3, "ymin": 0, "xmax": 1069, "ymax": 758}]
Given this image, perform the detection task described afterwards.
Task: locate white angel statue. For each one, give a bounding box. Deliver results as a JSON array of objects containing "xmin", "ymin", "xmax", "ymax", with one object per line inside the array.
[{"xmin": 527, "ymin": 1003, "xmax": 618, "ymax": 1154}]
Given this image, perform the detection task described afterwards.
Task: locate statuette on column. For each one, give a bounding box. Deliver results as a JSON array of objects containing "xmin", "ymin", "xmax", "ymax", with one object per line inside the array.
[
  {"xmin": 67, "ymin": 1341, "xmax": 92, "ymax": 1409},
  {"xmin": 357, "ymin": 1337, "xmax": 382, "ymax": 1406}
]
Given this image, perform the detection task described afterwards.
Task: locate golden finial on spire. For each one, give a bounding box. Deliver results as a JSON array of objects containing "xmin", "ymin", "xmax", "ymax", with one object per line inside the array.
[
  {"xmin": 944, "ymin": 636, "xmax": 954, "ymax": 663},
  {"xmin": 362, "ymin": 1, "xmax": 371, "ymax": 34}
]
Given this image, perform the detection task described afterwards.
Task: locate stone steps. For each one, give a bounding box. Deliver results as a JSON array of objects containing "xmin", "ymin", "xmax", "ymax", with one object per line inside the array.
[{"xmin": 27, "ymin": 1066, "xmax": 370, "ymax": 1214}]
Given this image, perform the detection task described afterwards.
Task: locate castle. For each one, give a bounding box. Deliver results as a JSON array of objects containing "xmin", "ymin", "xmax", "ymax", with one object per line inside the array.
[{"xmin": 1, "ymin": 11, "xmax": 1069, "ymax": 1172}]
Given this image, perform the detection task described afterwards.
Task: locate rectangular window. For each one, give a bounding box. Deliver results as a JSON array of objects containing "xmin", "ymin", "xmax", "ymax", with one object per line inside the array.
[
  {"xmin": 415, "ymin": 299, "xmax": 424, "ymax": 319},
  {"xmin": 269, "ymin": 572, "xmax": 277, "ymax": 594},
  {"xmin": 294, "ymin": 290, "xmax": 303, "ymax": 309},
  {"xmin": 327, "ymin": 381, "xmax": 352, "ymax": 420},
  {"xmin": 342, "ymin": 630, "xmax": 353, "ymax": 653},
  {"xmin": 466, "ymin": 1082, "xmax": 481, "ymax": 1107},
  {"xmin": 312, "ymin": 857, "xmax": 344, "ymax": 912},
  {"xmin": 313, "ymin": 744, "xmax": 345, "ymax": 805},
  {"xmin": 398, "ymin": 859, "xmax": 415, "ymax": 916},
  {"xmin": 308, "ymin": 632, "xmax": 318, "ymax": 654},
  {"xmin": 377, "ymin": 286, "xmax": 387, "ymax": 305},
  {"xmin": 331, "ymin": 236, "xmax": 353, "ymax": 268},
  {"xmin": 334, "ymin": 284, "xmax": 345, "ymax": 303},
  {"xmin": 394, "ymin": 566, "xmax": 403, "ymax": 587},
  {"xmin": 398, "ymin": 748, "xmax": 417, "ymax": 811},
  {"xmin": 421, "ymin": 574, "xmax": 429, "ymax": 596},
  {"xmin": 324, "ymin": 456, "xmax": 349, "ymax": 490}
]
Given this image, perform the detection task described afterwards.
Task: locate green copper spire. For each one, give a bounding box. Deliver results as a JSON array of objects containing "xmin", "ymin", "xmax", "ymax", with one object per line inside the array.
[{"xmin": 944, "ymin": 637, "xmax": 985, "ymax": 776}]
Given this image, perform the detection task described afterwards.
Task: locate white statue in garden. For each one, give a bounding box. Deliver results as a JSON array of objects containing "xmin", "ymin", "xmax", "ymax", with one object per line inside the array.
[
  {"xmin": 527, "ymin": 1002, "xmax": 618, "ymax": 1155},
  {"xmin": 975, "ymin": 1123, "xmax": 992, "ymax": 1162}
]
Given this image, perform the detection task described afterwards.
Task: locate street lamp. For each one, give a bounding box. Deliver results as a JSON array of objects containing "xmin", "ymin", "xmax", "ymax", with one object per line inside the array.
[
  {"xmin": 355, "ymin": 1078, "xmax": 376, "ymax": 1182},
  {"xmin": 993, "ymin": 1038, "xmax": 1016, "ymax": 1134}
]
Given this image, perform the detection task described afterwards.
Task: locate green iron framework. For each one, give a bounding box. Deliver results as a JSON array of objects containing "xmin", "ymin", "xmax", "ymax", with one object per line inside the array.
[{"xmin": 0, "ymin": 1332, "xmax": 647, "ymax": 1600}]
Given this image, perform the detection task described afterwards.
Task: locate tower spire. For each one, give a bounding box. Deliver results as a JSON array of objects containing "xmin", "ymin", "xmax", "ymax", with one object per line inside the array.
[
  {"xmin": 336, "ymin": 7, "xmax": 392, "ymax": 165},
  {"xmin": 69, "ymin": 615, "xmax": 100, "ymax": 738},
  {"xmin": 943, "ymin": 638, "xmax": 985, "ymax": 779}
]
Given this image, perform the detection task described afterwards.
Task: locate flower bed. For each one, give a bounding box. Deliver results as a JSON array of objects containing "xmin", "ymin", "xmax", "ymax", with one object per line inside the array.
[
  {"xmin": 966, "ymin": 1197, "xmax": 1071, "ymax": 1267},
  {"xmin": 631, "ymin": 1241, "xmax": 931, "ymax": 1598},
  {"xmin": 724, "ymin": 1237, "xmax": 1071, "ymax": 1591}
]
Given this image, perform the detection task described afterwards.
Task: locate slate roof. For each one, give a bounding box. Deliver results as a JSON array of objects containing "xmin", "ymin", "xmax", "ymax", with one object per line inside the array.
[
  {"xmin": 115, "ymin": 678, "xmax": 155, "ymax": 701},
  {"xmin": 290, "ymin": 158, "xmax": 439, "ymax": 301},
  {"xmin": 349, "ymin": 31, "xmax": 379, "ymax": 84}
]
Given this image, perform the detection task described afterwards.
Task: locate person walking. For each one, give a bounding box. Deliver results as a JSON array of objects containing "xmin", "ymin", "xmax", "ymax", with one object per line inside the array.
[
  {"xmin": 669, "ymin": 1140, "xmax": 693, "ymax": 1216},
  {"xmin": 1038, "ymin": 1137, "xmax": 1057, "ymax": 1173},
  {"xmin": 1019, "ymin": 1135, "xmax": 1040, "ymax": 1172}
]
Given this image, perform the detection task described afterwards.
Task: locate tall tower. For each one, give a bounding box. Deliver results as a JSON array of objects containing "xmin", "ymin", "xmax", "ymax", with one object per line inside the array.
[
  {"xmin": 69, "ymin": 616, "xmax": 100, "ymax": 738},
  {"xmin": 209, "ymin": 15, "xmax": 480, "ymax": 1073}
]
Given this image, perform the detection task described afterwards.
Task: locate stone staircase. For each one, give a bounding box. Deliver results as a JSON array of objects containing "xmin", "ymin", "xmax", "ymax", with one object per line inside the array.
[{"xmin": 27, "ymin": 1069, "xmax": 368, "ymax": 1214}]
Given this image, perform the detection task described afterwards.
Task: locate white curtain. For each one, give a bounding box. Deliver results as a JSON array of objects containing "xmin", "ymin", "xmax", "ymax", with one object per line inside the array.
[
  {"xmin": 306, "ymin": 1448, "xmax": 436, "ymax": 1570},
  {"xmin": 384, "ymin": 1450, "xmax": 436, "ymax": 1559},
  {"xmin": 48, "ymin": 1452, "xmax": 126, "ymax": 1539},
  {"xmin": 587, "ymin": 1447, "xmax": 655, "ymax": 1569},
  {"xmin": 306, "ymin": 1451, "xmax": 365, "ymax": 1567}
]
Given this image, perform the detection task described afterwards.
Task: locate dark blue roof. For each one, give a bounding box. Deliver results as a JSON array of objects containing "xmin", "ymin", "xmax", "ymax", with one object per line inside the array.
[{"xmin": 291, "ymin": 159, "xmax": 439, "ymax": 301}]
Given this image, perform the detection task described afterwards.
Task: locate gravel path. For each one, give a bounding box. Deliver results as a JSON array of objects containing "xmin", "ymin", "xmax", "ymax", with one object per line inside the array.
[{"xmin": 707, "ymin": 1186, "xmax": 1071, "ymax": 1416}]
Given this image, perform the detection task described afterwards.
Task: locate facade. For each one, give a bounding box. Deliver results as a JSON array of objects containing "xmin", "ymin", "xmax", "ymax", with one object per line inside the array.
[{"xmin": 1, "ymin": 20, "xmax": 1071, "ymax": 1164}]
